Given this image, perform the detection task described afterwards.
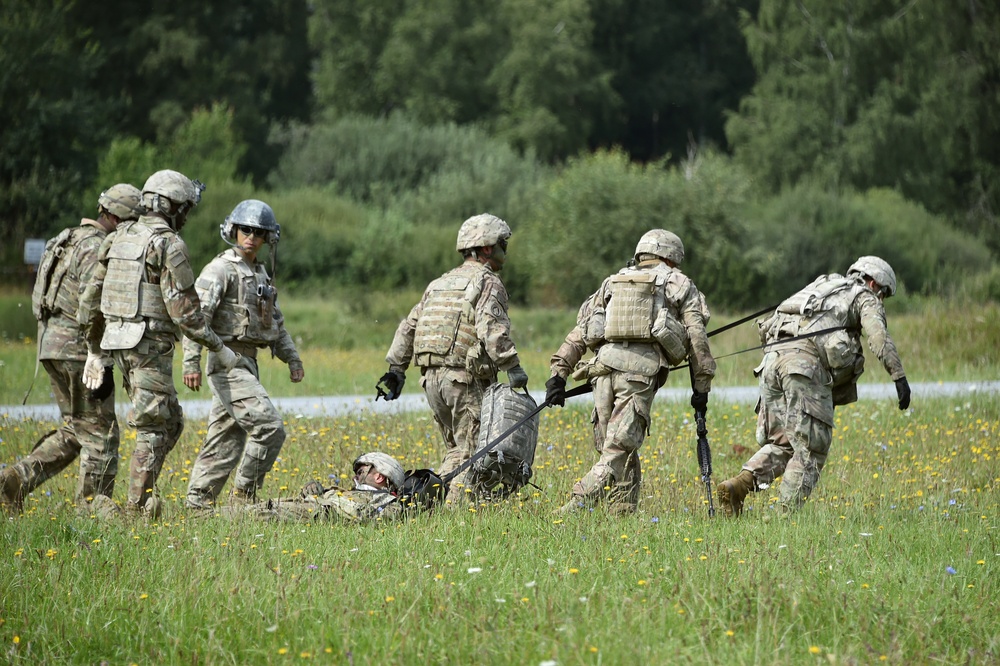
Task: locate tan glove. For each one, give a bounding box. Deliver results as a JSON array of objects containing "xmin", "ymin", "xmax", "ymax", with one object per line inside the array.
[
  {"xmin": 215, "ymin": 346, "xmax": 241, "ymax": 371},
  {"xmin": 82, "ymin": 352, "xmax": 107, "ymax": 391}
]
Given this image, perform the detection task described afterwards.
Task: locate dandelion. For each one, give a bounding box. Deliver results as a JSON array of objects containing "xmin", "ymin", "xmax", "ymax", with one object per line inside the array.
[
  {"xmin": 808, "ymin": 646, "xmax": 821, "ymax": 654},
  {"xmin": 13, "ymin": 636, "xmax": 20, "ymax": 644},
  {"xmin": 589, "ymin": 646, "xmax": 598, "ymax": 653},
  {"xmin": 139, "ymin": 594, "xmax": 149, "ymax": 600},
  {"xmin": 278, "ymin": 647, "xmax": 288, "ymax": 655},
  {"xmin": 568, "ymin": 568, "xmax": 579, "ymax": 574},
  {"xmin": 384, "ymin": 596, "xmax": 395, "ymax": 603},
  {"xmin": 725, "ymin": 630, "xmax": 735, "ymax": 637},
  {"xmin": 637, "ymin": 579, "xmax": 647, "ymax": 586}
]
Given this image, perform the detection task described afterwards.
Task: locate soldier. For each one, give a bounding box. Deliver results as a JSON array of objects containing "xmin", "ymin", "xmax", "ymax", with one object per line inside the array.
[
  {"xmin": 546, "ymin": 230, "xmax": 716, "ymax": 514},
  {"xmin": 182, "ymin": 200, "xmax": 304, "ymax": 508},
  {"xmin": 79, "ymin": 169, "xmax": 240, "ymax": 518},
  {"xmin": 218, "ymin": 452, "xmax": 406, "ymax": 523},
  {"xmin": 0, "ymin": 185, "xmax": 142, "ymax": 515},
  {"xmin": 716, "ymin": 256, "xmax": 911, "ymax": 516},
  {"xmin": 379, "ymin": 214, "xmax": 528, "ymax": 501}
]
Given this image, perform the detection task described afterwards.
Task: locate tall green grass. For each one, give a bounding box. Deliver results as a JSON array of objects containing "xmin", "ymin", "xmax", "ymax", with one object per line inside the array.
[{"xmin": 1, "ymin": 394, "xmax": 997, "ymax": 664}]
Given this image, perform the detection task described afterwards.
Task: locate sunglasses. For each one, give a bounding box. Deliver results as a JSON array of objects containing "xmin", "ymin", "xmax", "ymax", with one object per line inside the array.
[{"xmin": 237, "ymin": 225, "xmax": 268, "ymax": 239}]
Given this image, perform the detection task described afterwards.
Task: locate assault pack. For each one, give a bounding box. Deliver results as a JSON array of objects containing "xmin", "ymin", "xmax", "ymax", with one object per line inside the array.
[
  {"xmin": 31, "ymin": 228, "xmax": 77, "ymax": 321},
  {"xmin": 465, "ymin": 382, "xmax": 540, "ymax": 499}
]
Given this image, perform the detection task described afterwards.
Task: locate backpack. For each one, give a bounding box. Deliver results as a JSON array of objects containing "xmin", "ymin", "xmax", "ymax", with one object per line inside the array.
[
  {"xmin": 397, "ymin": 468, "xmax": 447, "ymax": 511},
  {"xmin": 31, "ymin": 228, "xmax": 76, "ymax": 321},
  {"xmin": 466, "ymin": 382, "xmax": 540, "ymax": 500}
]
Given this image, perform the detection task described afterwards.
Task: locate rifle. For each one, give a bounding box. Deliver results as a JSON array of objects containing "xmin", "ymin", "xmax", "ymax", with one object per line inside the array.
[{"xmin": 694, "ymin": 409, "xmax": 715, "ymax": 517}]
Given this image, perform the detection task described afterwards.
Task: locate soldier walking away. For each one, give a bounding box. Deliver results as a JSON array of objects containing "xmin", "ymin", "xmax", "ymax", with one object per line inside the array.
[
  {"xmin": 0, "ymin": 185, "xmax": 142, "ymax": 517},
  {"xmin": 380, "ymin": 214, "xmax": 528, "ymax": 502},
  {"xmin": 217, "ymin": 452, "xmax": 407, "ymax": 524},
  {"xmin": 717, "ymin": 256, "xmax": 911, "ymax": 516},
  {"xmin": 547, "ymin": 230, "xmax": 716, "ymax": 514},
  {"xmin": 182, "ymin": 200, "xmax": 304, "ymax": 509},
  {"xmin": 78, "ymin": 170, "xmax": 240, "ymax": 518}
]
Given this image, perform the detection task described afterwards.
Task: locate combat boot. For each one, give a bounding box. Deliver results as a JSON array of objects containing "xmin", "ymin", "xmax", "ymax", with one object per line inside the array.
[
  {"xmin": 0, "ymin": 467, "xmax": 24, "ymax": 514},
  {"xmin": 717, "ymin": 470, "xmax": 755, "ymax": 517},
  {"xmin": 90, "ymin": 495, "xmax": 122, "ymax": 521},
  {"xmin": 142, "ymin": 495, "xmax": 163, "ymax": 520},
  {"xmin": 229, "ymin": 487, "xmax": 256, "ymax": 506}
]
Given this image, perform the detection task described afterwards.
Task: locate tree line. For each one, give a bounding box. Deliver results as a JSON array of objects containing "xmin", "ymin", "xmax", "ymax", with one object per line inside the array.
[{"xmin": 2, "ymin": 0, "xmax": 998, "ymax": 307}]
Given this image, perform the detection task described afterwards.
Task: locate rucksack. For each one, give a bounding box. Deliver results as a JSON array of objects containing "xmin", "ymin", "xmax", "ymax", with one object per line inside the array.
[
  {"xmin": 466, "ymin": 382, "xmax": 540, "ymax": 499},
  {"xmin": 31, "ymin": 228, "xmax": 77, "ymax": 321},
  {"xmin": 397, "ymin": 468, "xmax": 447, "ymax": 510}
]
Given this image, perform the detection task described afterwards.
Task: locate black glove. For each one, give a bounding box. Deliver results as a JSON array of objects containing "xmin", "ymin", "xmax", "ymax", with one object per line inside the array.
[
  {"xmin": 89, "ymin": 365, "xmax": 115, "ymax": 402},
  {"xmin": 690, "ymin": 390, "xmax": 708, "ymax": 413},
  {"xmin": 545, "ymin": 375, "xmax": 567, "ymax": 407},
  {"xmin": 895, "ymin": 377, "xmax": 911, "ymax": 410},
  {"xmin": 377, "ymin": 369, "xmax": 405, "ymax": 400}
]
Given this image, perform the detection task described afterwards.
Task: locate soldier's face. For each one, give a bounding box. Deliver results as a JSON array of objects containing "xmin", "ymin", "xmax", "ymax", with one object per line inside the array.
[{"xmin": 236, "ymin": 226, "xmax": 266, "ymax": 258}]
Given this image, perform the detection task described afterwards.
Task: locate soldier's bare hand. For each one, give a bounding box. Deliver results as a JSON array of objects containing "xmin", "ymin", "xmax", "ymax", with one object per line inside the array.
[
  {"xmin": 290, "ymin": 366, "xmax": 304, "ymax": 383},
  {"xmin": 183, "ymin": 372, "xmax": 202, "ymax": 391}
]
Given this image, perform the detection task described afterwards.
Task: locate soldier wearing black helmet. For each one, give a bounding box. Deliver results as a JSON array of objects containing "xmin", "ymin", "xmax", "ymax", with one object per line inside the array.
[{"xmin": 182, "ymin": 199, "xmax": 304, "ymax": 510}]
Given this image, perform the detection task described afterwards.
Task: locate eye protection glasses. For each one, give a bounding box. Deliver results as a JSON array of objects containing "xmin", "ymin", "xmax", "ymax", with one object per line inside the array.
[{"xmin": 237, "ymin": 225, "xmax": 269, "ymax": 239}]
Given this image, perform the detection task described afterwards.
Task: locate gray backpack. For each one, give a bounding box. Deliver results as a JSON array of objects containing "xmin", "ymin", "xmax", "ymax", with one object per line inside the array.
[{"xmin": 466, "ymin": 383, "xmax": 540, "ymax": 499}]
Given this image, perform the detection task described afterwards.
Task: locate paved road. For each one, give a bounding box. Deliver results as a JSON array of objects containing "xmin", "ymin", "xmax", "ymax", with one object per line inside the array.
[{"xmin": 3, "ymin": 381, "xmax": 998, "ymax": 422}]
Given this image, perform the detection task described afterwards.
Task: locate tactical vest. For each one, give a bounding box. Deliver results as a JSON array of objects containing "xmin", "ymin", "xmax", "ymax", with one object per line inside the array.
[
  {"xmin": 101, "ymin": 221, "xmax": 172, "ymax": 349},
  {"xmin": 32, "ymin": 227, "xmax": 90, "ymax": 322},
  {"xmin": 207, "ymin": 254, "xmax": 279, "ymax": 344},
  {"xmin": 765, "ymin": 274, "xmax": 863, "ymax": 385},
  {"xmin": 413, "ymin": 263, "xmax": 486, "ymax": 367},
  {"xmin": 604, "ymin": 266, "xmax": 689, "ymax": 365}
]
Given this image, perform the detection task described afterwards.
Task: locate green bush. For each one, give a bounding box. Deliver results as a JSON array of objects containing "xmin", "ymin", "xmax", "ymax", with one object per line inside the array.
[
  {"xmin": 520, "ymin": 149, "xmax": 759, "ymax": 308},
  {"xmin": 745, "ymin": 184, "xmax": 994, "ymax": 304}
]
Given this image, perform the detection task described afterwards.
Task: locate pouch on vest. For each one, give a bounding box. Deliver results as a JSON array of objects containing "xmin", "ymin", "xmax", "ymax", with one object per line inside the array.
[
  {"xmin": 604, "ymin": 272, "xmax": 656, "ymax": 341},
  {"xmin": 31, "ymin": 228, "xmax": 76, "ymax": 321},
  {"xmin": 651, "ymin": 308, "xmax": 688, "ymax": 366},
  {"xmin": 467, "ymin": 383, "xmax": 539, "ymax": 499}
]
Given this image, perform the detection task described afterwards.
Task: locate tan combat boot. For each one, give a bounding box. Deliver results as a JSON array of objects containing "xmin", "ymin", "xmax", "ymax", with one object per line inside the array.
[
  {"xmin": 554, "ymin": 495, "xmax": 593, "ymax": 515},
  {"xmin": 229, "ymin": 487, "xmax": 256, "ymax": 506},
  {"xmin": 0, "ymin": 467, "xmax": 24, "ymax": 514},
  {"xmin": 90, "ymin": 494, "xmax": 123, "ymax": 521},
  {"xmin": 717, "ymin": 470, "xmax": 755, "ymax": 517}
]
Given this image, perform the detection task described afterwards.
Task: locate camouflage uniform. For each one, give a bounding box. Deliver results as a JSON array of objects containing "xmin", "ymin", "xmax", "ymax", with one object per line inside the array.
[
  {"xmin": 182, "ymin": 248, "xmax": 302, "ymax": 507},
  {"xmin": 79, "ymin": 215, "xmax": 227, "ymax": 512},
  {"xmin": 738, "ymin": 272, "xmax": 906, "ymax": 510},
  {"xmin": 386, "ymin": 260, "xmax": 521, "ymax": 495},
  {"xmin": 219, "ymin": 487, "xmax": 404, "ymax": 523},
  {"xmin": 550, "ymin": 259, "xmax": 715, "ymax": 510},
  {"xmin": 6, "ymin": 219, "xmax": 121, "ymax": 505}
]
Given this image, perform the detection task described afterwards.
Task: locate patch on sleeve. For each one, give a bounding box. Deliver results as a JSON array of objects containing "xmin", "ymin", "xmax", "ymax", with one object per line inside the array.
[{"xmin": 165, "ymin": 240, "xmax": 195, "ymax": 290}]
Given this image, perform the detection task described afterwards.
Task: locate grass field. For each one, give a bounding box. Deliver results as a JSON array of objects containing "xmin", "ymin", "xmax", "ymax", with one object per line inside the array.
[
  {"xmin": 2, "ymin": 290, "xmax": 999, "ymax": 663},
  {"xmin": 1, "ymin": 393, "xmax": 998, "ymax": 664}
]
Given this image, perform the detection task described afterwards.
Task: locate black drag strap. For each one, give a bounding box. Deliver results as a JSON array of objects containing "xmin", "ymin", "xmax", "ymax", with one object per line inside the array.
[{"xmin": 705, "ymin": 303, "xmax": 780, "ymax": 339}]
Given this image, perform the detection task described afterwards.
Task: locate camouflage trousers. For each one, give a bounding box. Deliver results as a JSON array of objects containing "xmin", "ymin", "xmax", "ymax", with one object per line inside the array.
[
  {"xmin": 571, "ymin": 370, "xmax": 654, "ymax": 507},
  {"xmin": 8, "ymin": 359, "xmax": 120, "ymax": 502},
  {"xmin": 420, "ymin": 366, "xmax": 491, "ymax": 500},
  {"xmin": 114, "ymin": 338, "xmax": 184, "ymax": 511},
  {"xmin": 186, "ymin": 359, "xmax": 285, "ymax": 507},
  {"xmin": 742, "ymin": 350, "xmax": 835, "ymax": 510},
  {"xmin": 216, "ymin": 489, "xmax": 403, "ymax": 523}
]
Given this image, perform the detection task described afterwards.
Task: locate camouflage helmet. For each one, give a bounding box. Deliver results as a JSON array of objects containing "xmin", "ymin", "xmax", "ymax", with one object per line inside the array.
[
  {"xmin": 353, "ymin": 452, "xmax": 405, "ymax": 491},
  {"xmin": 141, "ymin": 169, "xmax": 205, "ymax": 211},
  {"xmin": 221, "ymin": 199, "xmax": 280, "ymax": 242},
  {"xmin": 456, "ymin": 214, "xmax": 511, "ymax": 252},
  {"xmin": 634, "ymin": 229, "xmax": 684, "ymax": 265},
  {"xmin": 98, "ymin": 183, "xmax": 143, "ymax": 221},
  {"xmin": 848, "ymin": 255, "xmax": 897, "ymax": 297}
]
